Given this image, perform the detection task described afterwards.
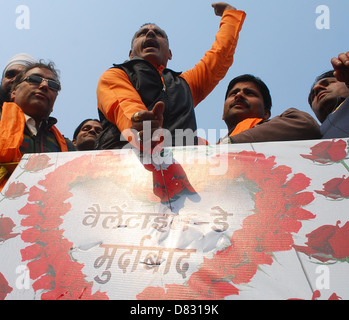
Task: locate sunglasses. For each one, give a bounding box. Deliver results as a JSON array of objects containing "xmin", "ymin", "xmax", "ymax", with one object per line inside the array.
[{"xmin": 19, "ymin": 75, "xmax": 61, "ymax": 91}]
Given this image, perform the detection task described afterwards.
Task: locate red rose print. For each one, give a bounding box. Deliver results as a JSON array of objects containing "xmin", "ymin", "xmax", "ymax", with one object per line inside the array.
[
  {"xmin": 315, "ymin": 176, "xmax": 349, "ymax": 199},
  {"xmin": 19, "ymin": 154, "xmax": 110, "ymax": 300},
  {"xmin": 147, "ymin": 163, "xmax": 196, "ymax": 202},
  {"xmin": 0, "ymin": 272, "xmax": 12, "ymax": 300},
  {"xmin": 289, "ymin": 290, "xmax": 342, "ymax": 300},
  {"xmin": 3, "ymin": 182, "xmax": 28, "ymax": 200},
  {"xmin": 294, "ymin": 221, "xmax": 349, "ymax": 262},
  {"xmin": 23, "ymin": 154, "xmax": 54, "ymax": 172},
  {"xmin": 136, "ymin": 286, "xmax": 167, "ymax": 300},
  {"xmin": 328, "ymin": 222, "xmax": 349, "ymax": 260},
  {"xmin": 17, "ymin": 151, "xmax": 315, "ymax": 300},
  {"xmin": 137, "ymin": 152, "xmax": 315, "ymax": 300},
  {"xmin": 301, "ymin": 139, "xmax": 348, "ymax": 164},
  {"xmin": 328, "ymin": 293, "xmax": 342, "ymax": 300},
  {"xmin": 0, "ymin": 216, "xmax": 20, "ymax": 241}
]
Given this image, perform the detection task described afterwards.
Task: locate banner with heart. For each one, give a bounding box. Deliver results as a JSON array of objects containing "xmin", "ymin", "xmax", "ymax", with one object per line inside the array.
[{"xmin": 0, "ymin": 139, "xmax": 348, "ymax": 300}]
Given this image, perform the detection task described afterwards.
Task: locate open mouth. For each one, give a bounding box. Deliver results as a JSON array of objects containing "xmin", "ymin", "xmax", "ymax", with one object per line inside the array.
[{"xmin": 143, "ymin": 39, "xmax": 159, "ymax": 50}]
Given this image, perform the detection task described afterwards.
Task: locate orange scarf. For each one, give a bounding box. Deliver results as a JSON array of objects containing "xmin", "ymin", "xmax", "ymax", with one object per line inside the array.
[
  {"xmin": 0, "ymin": 102, "xmax": 68, "ymax": 190},
  {"xmin": 229, "ymin": 118, "xmax": 263, "ymax": 137}
]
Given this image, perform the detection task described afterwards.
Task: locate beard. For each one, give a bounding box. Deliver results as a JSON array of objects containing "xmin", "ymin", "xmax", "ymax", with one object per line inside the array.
[{"xmin": 0, "ymin": 86, "xmax": 11, "ymax": 106}]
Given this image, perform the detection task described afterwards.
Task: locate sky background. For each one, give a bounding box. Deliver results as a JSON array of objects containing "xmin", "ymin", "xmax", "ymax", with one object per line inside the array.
[{"xmin": 1, "ymin": 0, "xmax": 348, "ymax": 144}]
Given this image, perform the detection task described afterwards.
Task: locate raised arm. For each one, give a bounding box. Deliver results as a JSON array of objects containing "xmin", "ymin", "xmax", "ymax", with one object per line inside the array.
[{"xmin": 181, "ymin": 4, "xmax": 246, "ymax": 107}]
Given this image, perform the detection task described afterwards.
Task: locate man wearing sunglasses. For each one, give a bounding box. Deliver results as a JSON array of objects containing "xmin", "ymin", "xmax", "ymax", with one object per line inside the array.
[{"xmin": 0, "ymin": 61, "xmax": 75, "ymax": 191}]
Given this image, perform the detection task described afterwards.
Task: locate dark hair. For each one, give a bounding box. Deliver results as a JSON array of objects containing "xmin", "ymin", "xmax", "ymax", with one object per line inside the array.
[
  {"xmin": 308, "ymin": 70, "xmax": 334, "ymax": 106},
  {"xmin": 73, "ymin": 119, "xmax": 101, "ymax": 140},
  {"xmin": 131, "ymin": 23, "xmax": 169, "ymax": 48},
  {"xmin": 225, "ymin": 74, "xmax": 272, "ymax": 110},
  {"xmin": 12, "ymin": 60, "xmax": 61, "ymax": 90}
]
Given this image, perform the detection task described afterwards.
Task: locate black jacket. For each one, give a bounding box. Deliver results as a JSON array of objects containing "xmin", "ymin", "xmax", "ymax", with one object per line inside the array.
[{"xmin": 95, "ymin": 59, "xmax": 197, "ymax": 149}]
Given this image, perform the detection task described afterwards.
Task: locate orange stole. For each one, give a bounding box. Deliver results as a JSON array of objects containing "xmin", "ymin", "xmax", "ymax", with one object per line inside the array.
[
  {"xmin": 229, "ymin": 118, "xmax": 263, "ymax": 137},
  {"xmin": 0, "ymin": 102, "xmax": 68, "ymax": 190}
]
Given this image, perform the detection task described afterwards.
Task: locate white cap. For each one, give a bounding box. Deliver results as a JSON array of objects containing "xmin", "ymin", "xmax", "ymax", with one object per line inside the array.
[{"xmin": 2, "ymin": 53, "xmax": 37, "ymax": 79}]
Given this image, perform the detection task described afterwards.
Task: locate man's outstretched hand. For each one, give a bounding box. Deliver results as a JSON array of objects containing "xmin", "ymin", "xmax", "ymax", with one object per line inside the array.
[{"xmin": 131, "ymin": 101, "xmax": 165, "ymax": 151}]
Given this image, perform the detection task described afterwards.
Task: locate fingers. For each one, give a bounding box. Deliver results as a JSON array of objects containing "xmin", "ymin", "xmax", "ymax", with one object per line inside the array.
[
  {"xmin": 131, "ymin": 110, "xmax": 156, "ymax": 123},
  {"xmin": 131, "ymin": 101, "xmax": 165, "ymax": 123},
  {"xmin": 331, "ymin": 51, "xmax": 349, "ymax": 84},
  {"xmin": 331, "ymin": 51, "xmax": 349, "ymax": 68},
  {"xmin": 131, "ymin": 110, "xmax": 160, "ymax": 136},
  {"xmin": 132, "ymin": 119, "xmax": 161, "ymax": 134},
  {"xmin": 152, "ymin": 101, "xmax": 164, "ymax": 127},
  {"xmin": 212, "ymin": 3, "xmax": 236, "ymax": 16},
  {"xmin": 131, "ymin": 103, "xmax": 165, "ymax": 152},
  {"xmin": 132, "ymin": 111, "xmax": 141, "ymax": 122},
  {"xmin": 131, "ymin": 102, "xmax": 164, "ymax": 131}
]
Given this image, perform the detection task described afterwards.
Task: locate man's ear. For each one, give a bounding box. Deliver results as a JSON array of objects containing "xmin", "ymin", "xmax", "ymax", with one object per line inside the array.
[
  {"xmin": 10, "ymin": 87, "xmax": 16, "ymax": 101},
  {"xmin": 168, "ymin": 49, "xmax": 173, "ymax": 61},
  {"xmin": 263, "ymin": 109, "xmax": 271, "ymax": 120},
  {"xmin": 129, "ymin": 49, "xmax": 134, "ymax": 60}
]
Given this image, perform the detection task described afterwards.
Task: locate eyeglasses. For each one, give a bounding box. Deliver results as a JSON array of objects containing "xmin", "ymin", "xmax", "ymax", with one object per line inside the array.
[{"xmin": 19, "ymin": 75, "xmax": 61, "ymax": 91}]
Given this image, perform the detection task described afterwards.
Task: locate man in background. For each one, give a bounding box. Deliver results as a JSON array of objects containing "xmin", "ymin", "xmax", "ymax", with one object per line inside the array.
[
  {"xmin": 0, "ymin": 53, "xmax": 37, "ymax": 106},
  {"xmin": 0, "ymin": 61, "xmax": 75, "ymax": 190},
  {"xmin": 73, "ymin": 119, "xmax": 102, "ymax": 151},
  {"xmin": 308, "ymin": 51, "xmax": 349, "ymax": 138},
  {"xmin": 220, "ymin": 74, "xmax": 321, "ymax": 143}
]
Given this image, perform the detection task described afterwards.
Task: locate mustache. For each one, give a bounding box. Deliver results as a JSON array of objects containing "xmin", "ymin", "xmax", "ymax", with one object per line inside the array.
[{"xmin": 230, "ymin": 98, "xmax": 251, "ymax": 109}]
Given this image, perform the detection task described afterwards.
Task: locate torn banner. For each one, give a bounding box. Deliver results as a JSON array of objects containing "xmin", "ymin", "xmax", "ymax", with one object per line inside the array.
[{"xmin": 0, "ymin": 139, "xmax": 348, "ymax": 300}]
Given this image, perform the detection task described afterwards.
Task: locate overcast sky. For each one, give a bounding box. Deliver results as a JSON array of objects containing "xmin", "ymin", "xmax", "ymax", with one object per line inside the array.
[{"xmin": 1, "ymin": 0, "xmax": 348, "ymax": 143}]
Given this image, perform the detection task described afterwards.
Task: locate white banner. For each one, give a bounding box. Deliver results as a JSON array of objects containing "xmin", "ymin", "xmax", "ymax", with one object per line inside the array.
[{"xmin": 0, "ymin": 139, "xmax": 348, "ymax": 300}]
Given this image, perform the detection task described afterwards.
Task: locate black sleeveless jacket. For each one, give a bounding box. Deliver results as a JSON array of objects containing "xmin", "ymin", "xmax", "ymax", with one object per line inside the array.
[{"xmin": 95, "ymin": 59, "xmax": 198, "ymax": 149}]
